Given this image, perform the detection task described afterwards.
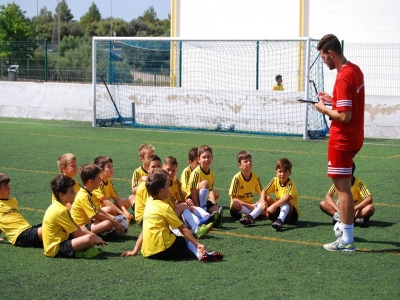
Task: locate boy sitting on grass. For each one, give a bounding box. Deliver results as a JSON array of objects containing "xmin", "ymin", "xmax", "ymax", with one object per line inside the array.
[
  {"xmin": 93, "ymin": 156, "xmax": 133, "ymax": 223},
  {"xmin": 70, "ymin": 164, "xmax": 125, "ymax": 238},
  {"xmin": 263, "ymin": 158, "xmax": 301, "ymax": 231},
  {"xmin": 43, "ymin": 174, "xmax": 107, "ymax": 258},
  {"xmin": 229, "ymin": 150, "xmax": 266, "ymax": 226},
  {"xmin": 0, "ymin": 173, "xmax": 43, "ymax": 248},
  {"xmin": 121, "ymin": 168, "xmax": 223, "ymax": 262}
]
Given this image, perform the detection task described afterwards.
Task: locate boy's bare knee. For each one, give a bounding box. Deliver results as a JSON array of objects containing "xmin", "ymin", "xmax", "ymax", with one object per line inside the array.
[{"xmin": 199, "ymin": 180, "xmax": 209, "ymax": 189}]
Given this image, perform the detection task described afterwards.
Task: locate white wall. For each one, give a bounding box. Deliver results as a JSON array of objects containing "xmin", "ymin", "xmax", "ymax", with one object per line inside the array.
[
  {"xmin": 0, "ymin": 82, "xmax": 92, "ymax": 122},
  {"xmin": 177, "ymin": 0, "xmax": 400, "ymax": 43},
  {"xmin": 0, "ymin": 82, "xmax": 399, "ymax": 139}
]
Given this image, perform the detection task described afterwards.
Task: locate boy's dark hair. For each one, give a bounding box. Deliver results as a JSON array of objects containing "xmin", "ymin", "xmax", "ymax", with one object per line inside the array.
[
  {"xmin": 164, "ymin": 156, "xmax": 178, "ymax": 167},
  {"xmin": 145, "ymin": 168, "xmax": 169, "ymax": 198},
  {"xmin": 188, "ymin": 147, "xmax": 198, "ymax": 162},
  {"xmin": 236, "ymin": 150, "xmax": 252, "ymax": 163},
  {"xmin": 275, "ymin": 74, "xmax": 282, "ymax": 81},
  {"xmin": 276, "ymin": 158, "xmax": 292, "ymax": 171},
  {"xmin": 198, "ymin": 145, "xmax": 213, "ymax": 158},
  {"xmin": 0, "ymin": 173, "xmax": 11, "ymax": 187},
  {"xmin": 94, "ymin": 156, "xmax": 113, "ymax": 170},
  {"xmin": 51, "ymin": 174, "xmax": 75, "ymax": 201},
  {"xmin": 317, "ymin": 34, "xmax": 343, "ymax": 55},
  {"xmin": 80, "ymin": 164, "xmax": 101, "ymax": 184},
  {"xmin": 145, "ymin": 154, "xmax": 162, "ymax": 169}
]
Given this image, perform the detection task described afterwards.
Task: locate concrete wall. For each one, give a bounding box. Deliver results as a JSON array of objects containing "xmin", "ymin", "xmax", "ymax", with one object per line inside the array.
[{"xmin": 0, "ymin": 82, "xmax": 399, "ymax": 139}]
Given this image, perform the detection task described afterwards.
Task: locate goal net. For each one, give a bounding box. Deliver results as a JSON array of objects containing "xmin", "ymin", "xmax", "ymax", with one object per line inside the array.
[{"xmin": 92, "ymin": 37, "xmax": 328, "ymax": 139}]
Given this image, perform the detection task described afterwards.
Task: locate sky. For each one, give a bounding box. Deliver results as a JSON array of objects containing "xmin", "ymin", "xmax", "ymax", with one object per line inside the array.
[{"xmin": 0, "ymin": 0, "xmax": 171, "ymax": 21}]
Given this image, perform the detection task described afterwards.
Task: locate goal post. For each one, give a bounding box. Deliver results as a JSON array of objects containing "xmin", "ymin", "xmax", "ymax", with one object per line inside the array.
[{"xmin": 92, "ymin": 37, "xmax": 328, "ymax": 139}]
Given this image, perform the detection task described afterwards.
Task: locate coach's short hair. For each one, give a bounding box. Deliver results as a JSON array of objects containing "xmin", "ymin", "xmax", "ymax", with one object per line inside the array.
[{"xmin": 317, "ymin": 34, "xmax": 342, "ymax": 55}]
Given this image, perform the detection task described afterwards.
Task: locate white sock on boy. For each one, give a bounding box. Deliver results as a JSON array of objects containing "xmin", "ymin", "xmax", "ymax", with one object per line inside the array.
[{"xmin": 278, "ymin": 203, "xmax": 290, "ymax": 222}]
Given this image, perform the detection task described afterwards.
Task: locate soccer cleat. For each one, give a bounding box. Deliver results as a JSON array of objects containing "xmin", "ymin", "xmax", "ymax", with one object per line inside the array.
[
  {"xmin": 239, "ymin": 214, "xmax": 255, "ymax": 226},
  {"xmin": 323, "ymin": 238, "xmax": 356, "ymax": 252},
  {"xmin": 333, "ymin": 211, "xmax": 341, "ymax": 222},
  {"xmin": 197, "ymin": 214, "xmax": 214, "ymax": 226},
  {"xmin": 272, "ymin": 218, "xmax": 283, "ymax": 231},
  {"xmin": 355, "ymin": 217, "xmax": 364, "ymax": 227},
  {"xmin": 200, "ymin": 251, "xmax": 224, "ymax": 263},
  {"xmin": 195, "ymin": 223, "xmax": 213, "ymax": 239},
  {"xmin": 74, "ymin": 247, "xmax": 99, "ymax": 259},
  {"xmin": 213, "ymin": 206, "xmax": 223, "ymax": 228}
]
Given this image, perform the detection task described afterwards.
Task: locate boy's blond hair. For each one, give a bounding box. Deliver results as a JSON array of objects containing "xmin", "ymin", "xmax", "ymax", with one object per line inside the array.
[
  {"xmin": 57, "ymin": 153, "xmax": 76, "ymax": 170},
  {"xmin": 276, "ymin": 158, "xmax": 292, "ymax": 171},
  {"xmin": 138, "ymin": 144, "xmax": 155, "ymax": 158},
  {"xmin": 0, "ymin": 173, "xmax": 11, "ymax": 186},
  {"xmin": 164, "ymin": 156, "xmax": 178, "ymax": 167},
  {"xmin": 198, "ymin": 145, "xmax": 213, "ymax": 158}
]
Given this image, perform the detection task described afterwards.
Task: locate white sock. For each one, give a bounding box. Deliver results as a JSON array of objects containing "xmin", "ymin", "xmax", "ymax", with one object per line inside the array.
[
  {"xmin": 239, "ymin": 206, "xmax": 251, "ymax": 214},
  {"xmin": 278, "ymin": 204, "xmax": 290, "ymax": 222},
  {"xmin": 250, "ymin": 203, "xmax": 263, "ymax": 219},
  {"xmin": 199, "ymin": 188, "xmax": 209, "ymax": 210},
  {"xmin": 187, "ymin": 241, "xmax": 199, "ymax": 258},
  {"xmin": 169, "ymin": 226, "xmax": 181, "ymax": 236},
  {"xmin": 182, "ymin": 209, "xmax": 198, "ymax": 233},
  {"xmin": 341, "ymin": 222, "xmax": 354, "ymax": 243},
  {"xmin": 193, "ymin": 207, "xmax": 210, "ymax": 218}
]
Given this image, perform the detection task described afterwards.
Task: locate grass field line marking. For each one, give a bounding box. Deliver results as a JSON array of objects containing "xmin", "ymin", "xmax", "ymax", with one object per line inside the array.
[
  {"xmin": 20, "ymin": 207, "xmax": 46, "ymax": 213},
  {"xmin": 0, "ymin": 166, "xmax": 56, "ymax": 174}
]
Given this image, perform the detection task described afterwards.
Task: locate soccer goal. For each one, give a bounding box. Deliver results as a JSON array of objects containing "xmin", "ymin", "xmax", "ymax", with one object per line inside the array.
[{"xmin": 92, "ymin": 37, "xmax": 328, "ymax": 139}]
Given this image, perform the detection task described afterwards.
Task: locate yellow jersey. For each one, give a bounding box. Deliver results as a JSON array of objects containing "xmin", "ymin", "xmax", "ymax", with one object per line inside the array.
[
  {"xmin": 42, "ymin": 201, "xmax": 79, "ymax": 257},
  {"xmin": 229, "ymin": 171, "xmax": 262, "ymax": 206},
  {"xmin": 0, "ymin": 198, "xmax": 31, "ymax": 245},
  {"xmin": 132, "ymin": 166, "xmax": 147, "ymax": 189},
  {"xmin": 134, "ymin": 181, "xmax": 151, "ymax": 224},
  {"xmin": 329, "ymin": 177, "xmax": 371, "ymax": 206},
  {"xmin": 141, "ymin": 198, "xmax": 183, "ymax": 257},
  {"xmin": 70, "ymin": 187, "xmax": 99, "ymax": 226},
  {"xmin": 263, "ymin": 177, "xmax": 300, "ymax": 216}
]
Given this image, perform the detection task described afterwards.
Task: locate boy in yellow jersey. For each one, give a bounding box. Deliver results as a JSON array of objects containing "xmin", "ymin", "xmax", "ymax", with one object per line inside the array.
[
  {"xmin": 121, "ymin": 169, "xmax": 223, "ymax": 262},
  {"xmin": 134, "ymin": 154, "xmax": 162, "ymax": 225},
  {"xmin": 163, "ymin": 156, "xmax": 215, "ymax": 238},
  {"xmin": 0, "ymin": 173, "xmax": 43, "ymax": 247},
  {"xmin": 272, "ymin": 74, "xmax": 284, "ymax": 91},
  {"xmin": 188, "ymin": 145, "xmax": 223, "ymax": 227},
  {"xmin": 51, "ymin": 153, "xmax": 81, "ymax": 211},
  {"xmin": 263, "ymin": 158, "xmax": 300, "ymax": 231},
  {"xmin": 93, "ymin": 156, "xmax": 133, "ymax": 223},
  {"xmin": 43, "ymin": 174, "xmax": 107, "ymax": 258},
  {"xmin": 128, "ymin": 144, "xmax": 155, "ymax": 210},
  {"xmin": 229, "ymin": 150, "xmax": 267, "ymax": 227},
  {"xmin": 320, "ymin": 162, "xmax": 375, "ymax": 227},
  {"xmin": 180, "ymin": 147, "xmax": 199, "ymax": 194},
  {"xmin": 70, "ymin": 164, "xmax": 125, "ymax": 237}
]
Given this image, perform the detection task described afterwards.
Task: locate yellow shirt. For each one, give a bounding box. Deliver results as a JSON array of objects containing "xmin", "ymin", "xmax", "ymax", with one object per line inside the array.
[
  {"xmin": 70, "ymin": 187, "xmax": 99, "ymax": 226},
  {"xmin": 263, "ymin": 177, "xmax": 300, "ymax": 216},
  {"xmin": 272, "ymin": 84, "xmax": 284, "ymax": 91},
  {"xmin": 42, "ymin": 201, "xmax": 79, "ymax": 257},
  {"xmin": 134, "ymin": 181, "xmax": 151, "ymax": 224},
  {"xmin": 131, "ymin": 166, "xmax": 147, "ymax": 189},
  {"xmin": 168, "ymin": 177, "xmax": 186, "ymax": 205},
  {"xmin": 188, "ymin": 166, "xmax": 215, "ymax": 191},
  {"xmin": 0, "ymin": 198, "xmax": 31, "ymax": 245},
  {"xmin": 92, "ymin": 178, "xmax": 118, "ymax": 208},
  {"xmin": 180, "ymin": 165, "xmax": 193, "ymax": 194},
  {"xmin": 329, "ymin": 177, "xmax": 371, "ymax": 206},
  {"xmin": 51, "ymin": 179, "xmax": 80, "ymax": 202},
  {"xmin": 141, "ymin": 198, "xmax": 183, "ymax": 257},
  {"xmin": 229, "ymin": 171, "xmax": 262, "ymax": 206}
]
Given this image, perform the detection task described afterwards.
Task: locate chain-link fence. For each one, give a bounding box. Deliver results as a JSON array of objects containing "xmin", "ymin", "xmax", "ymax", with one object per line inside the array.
[{"xmin": 1, "ymin": 41, "xmax": 399, "ymax": 96}]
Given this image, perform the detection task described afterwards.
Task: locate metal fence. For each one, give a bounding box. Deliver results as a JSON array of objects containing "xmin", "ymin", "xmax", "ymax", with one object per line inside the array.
[{"xmin": 1, "ymin": 41, "xmax": 399, "ymax": 96}]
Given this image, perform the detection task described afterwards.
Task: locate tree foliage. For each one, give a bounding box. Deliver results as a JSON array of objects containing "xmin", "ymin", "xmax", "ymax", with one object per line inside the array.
[{"xmin": 80, "ymin": 2, "xmax": 101, "ymax": 29}]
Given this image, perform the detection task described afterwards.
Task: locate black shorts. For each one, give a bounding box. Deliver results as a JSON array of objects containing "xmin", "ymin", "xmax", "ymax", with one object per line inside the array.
[
  {"xmin": 230, "ymin": 207, "xmax": 242, "ymax": 219},
  {"xmin": 148, "ymin": 236, "xmax": 188, "ymax": 260},
  {"xmin": 85, "ymin": 223, "xmax": 92, "ymax": 231},
  {"xmin": 54, "ymin": 234, "xmax": 74, "ymax": 258},
  {"xmin": 269, "ymin": 207, "xmax": 299, "ymax": 224},
  {"xmin": 206, "ymin": 200, "xmax": 217, "ymax": 211},
  {"xmin": 15, "ymin": 224, "xmax": 42, "ymax": 248}
]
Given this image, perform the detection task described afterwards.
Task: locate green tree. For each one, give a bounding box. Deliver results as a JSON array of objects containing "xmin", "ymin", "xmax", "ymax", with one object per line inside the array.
[
  {"xmin": 0, "ymin": 3, "xmax": 35, "ymax": 65},
  {"xmin": 80, "ymin": 2, "xmax": 101, "ymax": 29},
  {"xmin": 55, "ymin": 0, "xmax": 74, "ymax": 22}
]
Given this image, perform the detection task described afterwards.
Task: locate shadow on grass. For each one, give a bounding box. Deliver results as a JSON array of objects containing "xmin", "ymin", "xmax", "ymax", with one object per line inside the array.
[{"xmin": 354, "ymin": 236, "xmax": 400, "ymax": 253}]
